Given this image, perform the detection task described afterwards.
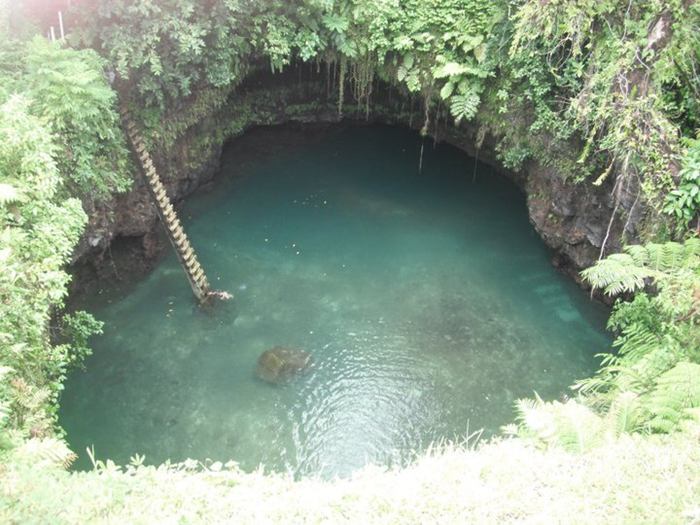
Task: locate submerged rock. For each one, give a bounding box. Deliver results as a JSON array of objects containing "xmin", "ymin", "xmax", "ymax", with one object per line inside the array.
[{"xmin": 256, "ymin": 346, "xmax": 311, "ymax": 384}]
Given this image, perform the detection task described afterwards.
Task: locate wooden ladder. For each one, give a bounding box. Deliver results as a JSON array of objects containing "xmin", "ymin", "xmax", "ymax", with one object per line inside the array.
[{"xmin": 120, "ymin": 109, "xmax": 212, "ymax": 302}]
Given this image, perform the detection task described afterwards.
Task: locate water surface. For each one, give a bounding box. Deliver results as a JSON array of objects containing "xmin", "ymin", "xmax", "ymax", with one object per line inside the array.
[{"xmin": 61, "ymin": 124, "xmax": 610, "ymax": 477}]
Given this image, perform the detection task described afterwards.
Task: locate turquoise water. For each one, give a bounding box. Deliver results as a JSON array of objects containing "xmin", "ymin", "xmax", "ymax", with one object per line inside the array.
[{"xmin": 60, "ymin": 124, "xmax": 610, "ymax": 477}]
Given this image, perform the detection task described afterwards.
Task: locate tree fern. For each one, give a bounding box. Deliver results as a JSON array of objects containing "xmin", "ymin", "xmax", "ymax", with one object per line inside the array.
[
  {"xmin": 510, "ymin": 390, "xmax": 649, "ymax": 449},
  {"xmin": 510, "ymin": 395, "xmax": 604, "ymax": 452},
  {"xmin": 581, "ymin": 253, "xmax": 652, "ymax": 295},
  {"xmin": 581, "ymin": 239, "xmax": 700, "ymax": 296},
  {"xmin": 603, "ymin": 391, "xmax": 642, "ymax": 435},
  {"xmin": 643, "ymin": 362, "xmax": 700, "ymax": 432},
  {"xmin": 575, "ymin": 239, "xmax": 699, "ymax": 436},
  {"xmin": 574, "ymin": 317, "xmax": 669, "ymax": 395}
]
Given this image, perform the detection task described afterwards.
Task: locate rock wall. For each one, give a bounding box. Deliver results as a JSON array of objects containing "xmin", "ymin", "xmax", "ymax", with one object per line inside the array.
[{"xmin": 71, "ymin": 68, "xmax": 643, "ymax": 291}]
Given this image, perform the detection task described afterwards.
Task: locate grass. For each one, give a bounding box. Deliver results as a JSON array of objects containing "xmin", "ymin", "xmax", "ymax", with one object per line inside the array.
[{"xmin": 2, "ymin": 426, "xmax": 699, "ymax": 524}]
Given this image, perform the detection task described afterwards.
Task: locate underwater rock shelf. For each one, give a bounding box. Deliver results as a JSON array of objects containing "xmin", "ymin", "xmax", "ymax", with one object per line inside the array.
[{"xmin": 60, "ymin": 124, "xmax": 610, "ymax": 477}]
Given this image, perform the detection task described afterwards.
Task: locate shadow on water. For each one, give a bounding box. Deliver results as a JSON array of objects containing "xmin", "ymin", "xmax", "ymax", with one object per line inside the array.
[{"xmin": 60, "ymin": 124, "xmax": 611, "ymax": 478}]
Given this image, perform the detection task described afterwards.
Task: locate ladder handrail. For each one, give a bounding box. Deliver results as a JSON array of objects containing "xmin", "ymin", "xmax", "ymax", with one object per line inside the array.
[{"xmin": 119, "ymin": 108, "xmax": 219, "ymax": 303}]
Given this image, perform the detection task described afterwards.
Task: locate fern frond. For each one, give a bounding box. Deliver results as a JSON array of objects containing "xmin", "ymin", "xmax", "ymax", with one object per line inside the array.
[
  {"xmin": 624, "ymin": 244, "xmax": 651, "ymax": 267},
  {"xmin": 581, "ymin": 253, "xmax": 653, "ymax": 295},
  {"xmin": 513, "ymin": 396, "xmax": 604, "ymax": 452},
  {"xmin": 0, "ymin": 183, "xmax": 21, "ymax": 205},
  {"xmin": 582, "ymin": 240, "xmax": 700, "ymax": 296},
  {"xmin": 574, "ymin": 374, "xmax": 614, "ymax": 395},
  {"xmin": 643, "ymin": 362, "xmax": 700, "ymax": 433},
  {"xmin": 614, "ymin": 322, "xmax": 660, "ymax": 360},
  {"xmin": 603, "ymin": 391, "xmax": 641, "ymax": 435},
  {"xmin": 16, "ymin": 437, "xmax": 77, "ymax": 468},
  {"xmin": 549, "ymin": 401, "xmax": 604, "ymax": 452}
]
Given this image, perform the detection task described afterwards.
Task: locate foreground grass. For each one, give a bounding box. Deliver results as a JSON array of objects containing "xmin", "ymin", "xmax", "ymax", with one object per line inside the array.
[{"xmin": 2, "ymin": 428, "xmax": 699, "ymax": 525}]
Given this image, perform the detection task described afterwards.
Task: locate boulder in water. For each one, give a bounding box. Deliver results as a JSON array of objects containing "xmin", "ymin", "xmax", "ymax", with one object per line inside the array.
[{"xmin": 256, "ymin": 346, "xmax": 311, "ymax": 384}]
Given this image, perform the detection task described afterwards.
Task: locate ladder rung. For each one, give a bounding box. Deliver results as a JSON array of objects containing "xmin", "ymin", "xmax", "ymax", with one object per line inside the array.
[{"xmin": 124, "ymin": 111, "xmax": 213, "ymax": 304}]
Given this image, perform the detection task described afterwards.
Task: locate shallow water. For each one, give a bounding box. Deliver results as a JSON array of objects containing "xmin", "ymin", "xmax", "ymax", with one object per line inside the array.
[{"xmin": 60, "ymin": 124, "xmax": 610, "ymax": 477}]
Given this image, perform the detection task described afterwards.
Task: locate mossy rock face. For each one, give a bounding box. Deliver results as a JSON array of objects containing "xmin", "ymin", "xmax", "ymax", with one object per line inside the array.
[{"xmin": 256, "ymin": 346, "xmax": 312, "ymax": 384}]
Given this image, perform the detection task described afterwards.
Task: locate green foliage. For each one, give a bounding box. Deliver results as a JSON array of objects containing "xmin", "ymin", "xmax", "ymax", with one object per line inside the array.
[
  {"xmin": 506, "ymin": 395, "xmax": 605, "ymax": 452},
  {"xmin": 581, "ymin": 239, "xmax": 700, "ymax": 295},
  {"xmin": 507, "ymin": 389, "xmax": 648, "ymax": 451},
  {"xmin": 0, "ymin": 366, "xmax": 18, "ymax": 452},
  {"xmin": 79, "ymin": 0, "xmax": 503, "ymax": 129},
  {"xmin": 664, "ymin": 138, "xmax": 700, "ymax": 234},
  {"xmin": 0, "ymin": 96, "xmax": 101, "ymax": 438},
  {"xmin": 0, "ymin": 37, "xmax": 131, "ymax": 200},
  {"xmin": 512, "ymin": 239, "xmax": 700, "ymax": 447},
  {"xmin": 58, "ymin": 312, "xmax": 104, "ymax": 370},
  {"xmin": 72, "ymin": 0, "xmax": 700, "ymax": 233},
  {"xmin": 1, "ymin": 0, "xmax": 698, "ymax": 478},
  {"xmin": 75, "ymin": 0, "xmax": 246, "ymax": 106},
  {"xmin": 577, "ymin": 239, "xmax": 700, "ymax": 433},
  {"xmin": 449, "ymin": 89, "xmax": 481, "ymax": 124},
  {"xmin": 502, "ymin": 0, "xmax": 700, "ymax": 230},
  {"xmin": 646, "ymin": 362, "xmax": 700, "ymax": 432},
  {"xmin": 22, "ymin": 39, "xmax": 131, "ymax": 199},
  {"xmin": 0, "ymin": 33, "xmax": 125, "ymax": 442}
]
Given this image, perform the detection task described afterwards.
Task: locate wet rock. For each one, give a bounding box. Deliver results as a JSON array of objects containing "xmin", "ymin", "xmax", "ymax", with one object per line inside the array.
[
  {"xmin": 70, "ymin": 76, "xmax": 647, "ymax": 296},
  {"xmin": 256, "ymin": 346, "xmax": 311, "ymax": 384}
]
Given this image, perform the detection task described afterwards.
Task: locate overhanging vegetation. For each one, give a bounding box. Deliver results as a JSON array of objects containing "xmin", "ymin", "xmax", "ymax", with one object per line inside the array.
[{"xmin": 0, "ymin": 1, "xmax": 699, "ymax": 522}]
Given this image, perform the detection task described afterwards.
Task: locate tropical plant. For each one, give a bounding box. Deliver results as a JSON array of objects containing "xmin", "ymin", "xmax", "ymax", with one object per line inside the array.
[
  {"xmin": 0, "ymin": 96, "xmax": 102, "ymax": 438},
  {"xmin": 664, "ymin": 138, "xmax": 700, "ymax": 235},
  {"xmin": 0, "ymin": 37, "xmax": 132, "ymax": 201},
  {"xmin": 509, "ymin": 240, "xmax": 699, "ymax": 448},
  {"xmin": 504, "ymin": 395, "xmax": 606, "ymax": 452},
  {"xmin": 578, "ymin": 240, "xmax": 700, "ymax": 431},
  {"xmin": 0, "ymin": 0, "xmax": 698, "ymax": 476}
]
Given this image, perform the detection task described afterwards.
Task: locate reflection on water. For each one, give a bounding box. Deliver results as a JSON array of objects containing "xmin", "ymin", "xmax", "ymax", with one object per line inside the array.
[{"xmin": 60, "ymin": 124, "xmax": 610, "ymax": 478}]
